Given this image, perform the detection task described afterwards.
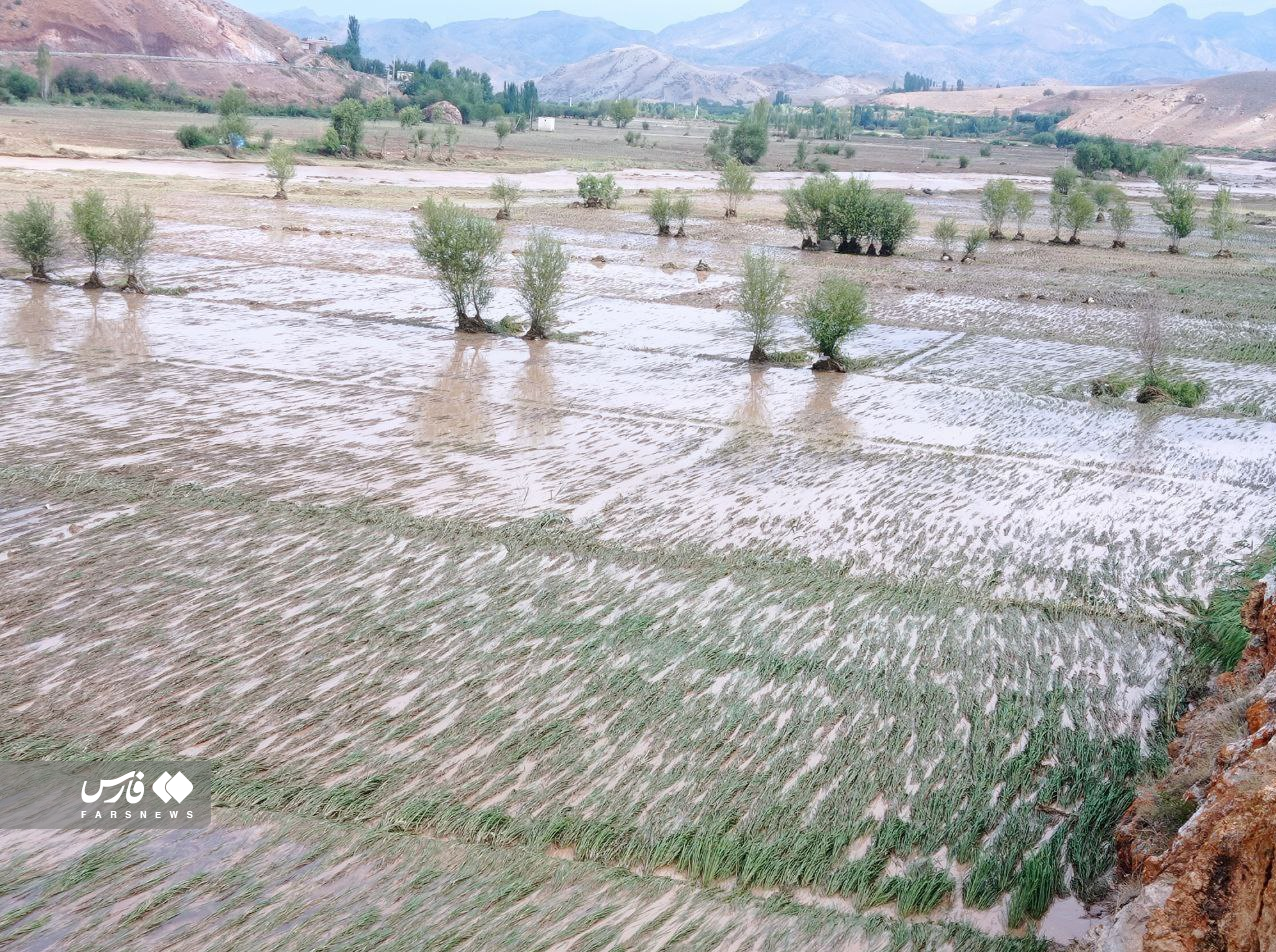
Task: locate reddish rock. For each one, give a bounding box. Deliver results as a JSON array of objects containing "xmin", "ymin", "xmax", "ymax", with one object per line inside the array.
[{"xmin": 428, "ymin": 101, "xmax": 463, "ymax": 125}]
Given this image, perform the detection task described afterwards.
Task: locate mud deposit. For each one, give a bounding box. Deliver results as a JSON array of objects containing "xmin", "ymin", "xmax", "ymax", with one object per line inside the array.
[{"xmin": 1, "ymin": 157, "xmax": 1275, "ymax": 951}]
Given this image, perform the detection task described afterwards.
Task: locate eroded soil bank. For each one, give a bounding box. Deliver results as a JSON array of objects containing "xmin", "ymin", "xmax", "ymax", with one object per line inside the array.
[{"xmin": 1098, "ymin": 575, "xmax": 1276, "ymax": 951}]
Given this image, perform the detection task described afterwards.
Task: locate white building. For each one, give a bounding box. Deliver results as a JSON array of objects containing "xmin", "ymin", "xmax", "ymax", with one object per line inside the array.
[{"xmin": 534, "ymin": 117, "xmax": 556, "ymax": 132}]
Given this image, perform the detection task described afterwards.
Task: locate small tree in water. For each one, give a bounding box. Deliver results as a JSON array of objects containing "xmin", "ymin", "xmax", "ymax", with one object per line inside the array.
[
  {"xmin": 3, "ymin": 198, "xmax": 61, "ymax": 281},
  {"xmin": 489, "ymin": 177, "xmax": 523, "ymax": 220},
  {"xmin": 516, "ymin": 230, "xmax": 568, "ymax": 340},
  {"xmin": 932, "ymin": 216, "xmax": 958, "ymax": 260},
  {"xmin": 411, "ymin": 199, "xmax": 503, "ymax": 334},
  {"xmin": 979, "ymin": 178, "xmax": 1016, "ymax": 239},
  {"xmin": 961, "ymin": 226, "xmax": 988, "ymax": 263},
  {"xmin": 800, "ymin": 276, "xmax": 868, "ymax": 373},
  {"xmin": 717, "ymin": 158, "xmax": 755, "ymax": 218},
  {"xmin": 671, "ymin": 194, "xmax": 691, "ymax": 237},
  {"xmin": 69, "ymin": 189, "xmax": 113, "ymax": 288},
  {"xmin": 1153, "ymin": 181, "xmax": 1197, "ymax": 253},
  {"xmin": 1012, "ymin": 190, "xmax": 1034, "ymax": 240},
  {"xmin": 648, "ymin": 189, "xmax": 674, "ymax": 236},
  {"xmin": 737, "ymin": 249, "xmax": 789, "ymax": 363},
  {"xmin": 266, "ymin": 144, "xmax": 296, "ymax": 199},
  {"xmin": 1063, "ymin": 189, "xmax": 1096, "ymax": 244},
  {"xmin": 1109, "ymin": 196, "xmax": 1133, "ymax": 248},
  {"xmin": 1208, "ymin": 186, "xmax": 1242, "ymax": 257},
  {"xmin": 111, "ymin": 197, "xmax": 155, "ymax": 292}
]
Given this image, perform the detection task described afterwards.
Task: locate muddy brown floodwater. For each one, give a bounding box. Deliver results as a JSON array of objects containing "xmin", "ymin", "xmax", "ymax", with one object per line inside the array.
[{"xmin": 1, "ymin": 149, "xmax": 1275, "ymax": 952}]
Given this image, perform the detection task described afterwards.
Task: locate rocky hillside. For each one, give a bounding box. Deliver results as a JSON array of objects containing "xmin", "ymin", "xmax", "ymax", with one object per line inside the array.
[
  {"xmin": 0, "ymin": 0, "xmax": 359, "ymax": 101},
  {"xmin": 1099, "ymin": 574, "xmax": 1276, "ymax": 951},
  {"xmin": 538, "ymin": 45, "xmax": 880, "ymax": 106},
  {"xmin": 880, "ymin": 71, "xmax": 1276, "ymax": 150}
]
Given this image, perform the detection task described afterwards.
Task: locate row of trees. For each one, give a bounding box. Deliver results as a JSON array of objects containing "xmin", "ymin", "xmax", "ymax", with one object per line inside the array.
[
  {"xmin": 782, "ymin": 176, "xmax": 918, "ymax": 256},
  {"xmin": 410, "ymin": 193, "xmax": 871, "ymax": 374},
  {"xmin": 3, "ymin": 193, "xmax": 154, "ymax": 290}
]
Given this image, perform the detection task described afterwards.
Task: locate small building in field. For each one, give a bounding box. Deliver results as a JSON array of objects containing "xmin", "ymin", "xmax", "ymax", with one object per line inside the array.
[
  {"xmin": 301, "ymin": 37, "xmax": 330, "ymax": 53},
  {"xmin": 535, "ymin": 117, "xmax": 556, "ymax": 132}
]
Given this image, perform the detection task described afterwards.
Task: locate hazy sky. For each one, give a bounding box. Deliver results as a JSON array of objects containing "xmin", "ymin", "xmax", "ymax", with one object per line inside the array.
[{"xmin": 246, "ymin": 0, "xmax": 1276, "ymax": 31}]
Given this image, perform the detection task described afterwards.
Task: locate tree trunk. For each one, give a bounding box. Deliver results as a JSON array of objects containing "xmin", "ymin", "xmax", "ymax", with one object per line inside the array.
[
  {"xmin": 1112, "ymin": 240, "xmax": 1126, "ymax": 249},
  {"xmin": 82, "ymin": 270, "xmax": 104, "ymax": 289},
  {"xmin": 122, "ymin": 273, "xmax": 147, "ymax": 293},
  {"xmin": 675, "ymin": 226, "xmax": 686, "ymax": 238},
  {"xmin": 1013, "ymin": 232, "xmax": 1025, "ymax": 241},
  {"xmin": 724, "ymin": 208, "xmax": 737, "ymax": 218},
  {"xmin": 456, "ymin": 311, "xmax": 488, "ymax": 334},
  {"xmin": 27, "ymin": 264, "xmax": 51, "ymax": 282},
  {"xmin": 523, "ymin": 322, "xmax": 547, "ymax": 340},
  {"xmin": 811, "ymin": 355, "xmax": 847, "ymax": 373},
  {"xmin": 273, "ymin": 188, "xmax": 287, "ymax": 200},
  {"xmin": 989, "ymin": 229, "xmax": 1005, "ymax": 240},
  {"xmin": 657, "ymin": 225, "xmax": 671, "ymax": 237},
  {"xmin": 495, "ymin": 208, "xmax": 510, "ymax": 220},
  {"xmin": 748, "ymin": 343, "xmax": 768, "ymax": 363}
]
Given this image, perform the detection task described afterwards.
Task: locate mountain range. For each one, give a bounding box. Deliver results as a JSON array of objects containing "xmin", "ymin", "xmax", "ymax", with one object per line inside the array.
[{"xmin": 265, "ymin": 0, "xmax": 1276, "ymax": 93}]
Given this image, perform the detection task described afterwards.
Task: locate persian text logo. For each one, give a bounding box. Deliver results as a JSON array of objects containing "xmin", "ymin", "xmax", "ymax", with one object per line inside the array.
[{"xmin": 78, "ymin": 769, "xmax": 194, "ymax": 806}]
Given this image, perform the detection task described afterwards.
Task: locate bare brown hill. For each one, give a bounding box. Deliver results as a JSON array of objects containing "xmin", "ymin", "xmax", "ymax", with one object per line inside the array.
[
  {"xmin": 878, "ymin": 72, "xmax": 1276, "ymax": 149},
  {"xmin": 0, "ymin": 0, "xmax": 362, "ymax": 102}
]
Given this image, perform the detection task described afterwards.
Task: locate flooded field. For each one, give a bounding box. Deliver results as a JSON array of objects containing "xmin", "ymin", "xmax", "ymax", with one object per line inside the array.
[{"xmin": 1, "ymin": 124, "xmax": 1275, "ymax": 951}]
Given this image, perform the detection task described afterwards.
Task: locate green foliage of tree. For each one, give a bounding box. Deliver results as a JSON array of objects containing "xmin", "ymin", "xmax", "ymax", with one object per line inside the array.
[
  {"xmin": 609, "ymin": 99, "xmax": 637, "ymax": 128},
  {"xmin": 266, "ymin": 144, "xmax": 296, "ymax": 199},
  {"xmin": 800, "ymin": 276, "xmax": 869, "ymax": 370},
  {"xmin": 111, "ymin": 197, "xmax": 155, "ymax": 292},
  {"xmin": 932, "ymin": 215, "xmax": 958, "ymax": 259},
  {"xmin": 494, "ymin": 119, "xmax": 511, "ymax": 148},
  {"xmin": 737, "ymin": 250, "xmax": 789, "ymax": 362},
  {"xmin": 1109, "ymin": 196, "xmax": 1133, "ymax": 247},
  {"xmin": 962, "ymin": 226, "xmax": 989, "ymax": 262},
  {"xmin": 717, "ymin": 158, "xmax": 755, "ymax": 218},
  {"xmin": 329, "ymin": 99, "xmax": 365, "ymax": 155},
  {"xmin": 1153, "ymin": 181, "xmax": 1198, "ymax": 252},
  {"xmin": 576, "ymin": 173, "xmax": 621, "ymax": 209},
  {"xmin": 398, "ymin": 105, "xmax": 423, "ymax": 129},
  {"xmin": 410, "ymin": 199, "xmax": 503, "ymax": 332},
  {"xmin": 1051, "ymin": 166, "xmax": 1080, "ymax": 195},
  {"xmin": 1063, "ymin": 189, "xmax": 1097, "ymax": 242},
  {"xmin": 979, "ymin": 178, "xmax": 1017, "ymax": 238},
  {"xmin": 3, "ymin": 197, "xmax": 61, "ymax": 281},
  {"xmin": 729, "ymin": 100, "xmax": 770, "ymax": 166},
  {"xmin": 489, "ymin": 177, "xmax": 523, "ymax": 220},
  {"xmin": 69, "ymin": 189, "xmax": 113, "ymax": 287},
  {"xmin": 517, "ymin": 230, "xmax": 568, "ymax": 340},
  {"xmin": 868, "ymin": 192, "xmax": 916, "ymax": 256},
  {"xmin": 648, "ymin": 190, "xmax": 674, "ymax": 236},
  {"xmin": 1012, "ymin": 189, "xmax": 1034, "ymax": 238},
  {"xmin": 1208, "ymin": 186, "xmax": 1242, "ymax": 254}
]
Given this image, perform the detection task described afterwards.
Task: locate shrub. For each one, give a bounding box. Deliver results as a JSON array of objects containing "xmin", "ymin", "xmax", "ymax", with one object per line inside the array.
[
  {"xmin": 670, "ymin": 194, "xmax": 691, "ymax": 237},
  {"xmin": 958, "ymin": 155, "xmax": 970, "ymax": 169},
  {"xmin": 980, "ymin": 178, "xmax": 1017, "ymax": 238},
  {"xmin": 932, "ymin": 215, "xmax": 958, "ymax": 259},
  {"xmin": 3, "ymin": 197, "xmax": 61, "ymax": 281},
  {"xmin": 868, "ymin": 192, "xmax": 916, "ymax": 255},
  {"xmin": 111, "ymin": 197, "xmax": 155, "ymax": 292},
  {"xmin": 794, "ymin": 140, "xmax": 808, "ymax": 168},
  {"xmin": 175, "ymin": 124, "xmax": 211, "ymax": 149},
  {"xmin": 69, "ymin": 189, "xmax": 113, "ymax": 287},
  {"xmin": 410, "ymin": 198, "xmax": 503, "ymax": 333},
  {"xmin": 717, "ymin": 157, "xmax": 755, "ymax": 218},
  {"xmin": 1051, "ymin": 165, "xmax": 1080, "ymax": 195},
  {"xmin": 1031, "ymin": 131, "xmax": 1056, "ymax": 146},
  {"xmin": 1063, "ymin": 189, "xmax": 1097, "ymax": 242},
  {"xmin": 1137, "ymin": 369, "xmax": 1207, "ymax": 408},
  {"xmin": 962, "ymin": 226, "xmax": 988, "ymax": 262},
  {"xmin": 260, "ymin": 145, "xmax": 295, "ymax": 199},
  {"xmin": 1109, "ymin": 195, "xmax": 1133, "ymax": 247},
  {"xmin": 1090, "ymin": 374, "xmax": 1135, "ymax": 398},
  {"xmin": 1, "ymin": 67, "xmax": 39, "ymax": 101},
  {"xmin": 329, "ymin": 98, "xmax": 365, "ymax": 155},
  {"xmin": 729, "ymin": 100, "xmax": 770, "ymax": 166},
  {"xmin": 843, "ymin": 145, "xmax": 856, "ymax": 158},
  {"xmin": 800, "ymin": 276, "xmax": 868, "ymax": 371},
  {"xmin": 979, "ymin": 144, "xmax": 993, "ymax": 158},
  {"xmin": 516, "ymin": 230, "xmax": 569, "ymax": 340},
  {"xmin": 648, "ymin": 189, "xmax": 674, "ymax": 236},
  {"xmin": 737, "ymin": 249, "xmax": 789, "ymax": 362},
  {"xmin": 577, "ymin": 173, "xmax": 621, "ymax": 209},
  {"xmin": 1012, "ymin": 189, "xmax": 1034, "ymax": 238},
  {"xmin": 1153, "ymin": 181, "xmax": 1198, "ymax": 252},
  {"xmin": 610, "ymin": 99, "xmax": 637, "ymax": 128},
  {"xmin": 489, "ymin": 177, "xmax": 523, "ymax": 220},
  {"xmin": 1208, "ymin": 186, "xmax": 1242, "ymax": 255},
  {"xmin": 398, "ymin": 105, "xmax": 423, "ymax": 129},
  {"xmin": 494, "ymin": 119, "xmax": 511, "ymax": 148}
]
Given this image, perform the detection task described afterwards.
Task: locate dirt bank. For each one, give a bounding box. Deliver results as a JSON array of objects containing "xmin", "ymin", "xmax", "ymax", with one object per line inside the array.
[{"xmin": 1099, "ymin": 573, "xmax": 1276, "ymax": 952}]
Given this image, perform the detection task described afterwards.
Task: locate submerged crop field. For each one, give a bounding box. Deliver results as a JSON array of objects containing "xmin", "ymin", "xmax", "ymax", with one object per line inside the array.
[{"xmin": 1, "ymin": 150, "xmax": 1275, "ymax": 950}]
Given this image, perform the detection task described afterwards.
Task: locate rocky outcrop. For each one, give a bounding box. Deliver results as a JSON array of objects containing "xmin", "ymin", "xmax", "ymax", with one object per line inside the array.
[{"xmin": 1105, "ymin": 575, "xmax": 1276, "ymax": 952}]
